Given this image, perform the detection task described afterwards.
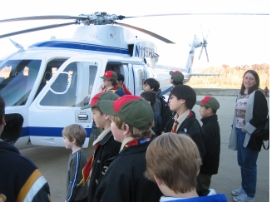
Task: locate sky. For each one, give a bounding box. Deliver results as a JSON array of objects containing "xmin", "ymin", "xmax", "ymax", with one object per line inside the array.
[{"xmin": 0, "ymin": 0, "xmax": 269, "ymax": 68}]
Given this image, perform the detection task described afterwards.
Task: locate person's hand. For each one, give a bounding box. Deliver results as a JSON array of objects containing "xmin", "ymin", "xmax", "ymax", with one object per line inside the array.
[
  {"xmin": 99, "ymin": 85, "xmax": 104, "ymax": 92},
  {"xmin": 242, "ymin": 128, "xmax": 247, "ymax": 133}
]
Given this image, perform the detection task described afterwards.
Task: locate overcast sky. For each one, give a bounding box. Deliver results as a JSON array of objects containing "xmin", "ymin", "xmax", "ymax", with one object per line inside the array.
[{"xmin": 0, "ymin": 0, "xmax": 269, "ymax": 67}]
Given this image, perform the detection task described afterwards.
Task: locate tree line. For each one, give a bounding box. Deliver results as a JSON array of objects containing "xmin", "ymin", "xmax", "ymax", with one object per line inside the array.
[{"xmin": 188, "ymin": 63, "xmax": 269, "ymax": 89}]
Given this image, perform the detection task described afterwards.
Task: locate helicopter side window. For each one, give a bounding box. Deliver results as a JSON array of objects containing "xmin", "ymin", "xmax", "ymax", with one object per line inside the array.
[
  {"xmin": 35, "ymin": 59, "xmax": 67, "ymax": 97},
  {"xmin": 40, "ymin": 62, "xmax": 77, "ymax": 106},
  {"xmin": 40, "ymin": 61, "xmax": 97, "ymax": 107}
]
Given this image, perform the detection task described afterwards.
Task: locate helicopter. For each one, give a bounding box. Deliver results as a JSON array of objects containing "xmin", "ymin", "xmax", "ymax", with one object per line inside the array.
[{"xmin": 0, "ymin": 12, "xmax": 267, "ymax": 149}]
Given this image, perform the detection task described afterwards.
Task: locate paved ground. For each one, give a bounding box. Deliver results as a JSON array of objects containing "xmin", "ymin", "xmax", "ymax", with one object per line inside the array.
[{"xmin": 20, "ymin": 95, "xmax": 269, "ymax": 202}]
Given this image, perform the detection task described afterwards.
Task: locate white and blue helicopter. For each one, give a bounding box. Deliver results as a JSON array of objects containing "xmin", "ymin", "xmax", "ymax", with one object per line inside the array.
[{"xmin": 0, "ymin": 12, "xmax": 266, "ymax": 148}]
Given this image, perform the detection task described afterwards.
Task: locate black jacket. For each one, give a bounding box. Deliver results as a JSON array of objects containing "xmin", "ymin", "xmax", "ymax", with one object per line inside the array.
[
  {"xmin": 88, "ymin": 131, "xmax": 121, "ymax": 202},
  {"xmin": 94, "ymin": 139, "xmax": 162, "ymax": 202},
  {"xmin": 165, "ymin": 111, "xmax": 206, "ymax": 158},
  {"xmin": 200, "ymin": 115, "xmax": 220, "ymax": 175},
  {"xmin": 0, "ymin": 140, "xmax": 51, "ymax": 202}
]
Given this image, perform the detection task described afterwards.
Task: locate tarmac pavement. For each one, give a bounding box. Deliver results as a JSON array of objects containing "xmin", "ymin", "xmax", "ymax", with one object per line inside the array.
[{"xmin": 20, "ymin": 95, "xmax": 269, "ymax": 202}]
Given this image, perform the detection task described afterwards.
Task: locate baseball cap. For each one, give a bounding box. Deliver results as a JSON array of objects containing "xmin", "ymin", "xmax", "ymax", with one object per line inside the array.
[
  {"xmin": 81, "ymin": 92, "xmax": 119, "ymax": 110},
  {"xmin": 101, "ymin": 71, "xmax": 118, "ymax": 81},
  {"xmin": 169, "ymin": 71, "xmax": 184, "ymax": 83},
  {"xmin": 99, "ymin": 95, "xmax": 154, "ymax": 129},
  {"xmin": 196, "ymin": 96, "xmax": 220, "ymax": 110}
]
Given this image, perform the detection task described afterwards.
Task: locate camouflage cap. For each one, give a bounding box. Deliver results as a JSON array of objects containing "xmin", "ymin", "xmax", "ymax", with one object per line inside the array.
[{"xmin": 99, "ymin": 95, "xmax": 153, "ymax": 129}]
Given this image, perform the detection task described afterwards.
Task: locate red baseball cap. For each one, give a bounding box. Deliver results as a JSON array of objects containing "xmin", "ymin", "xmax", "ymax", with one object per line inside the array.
[
  {"xmin": 196, "ymin": 96, "xmax": 220, "ymax": 110},
  {"xmin": 81, "ymin": 92, "xmax": 119, "ymax": 109},
  {"xmin": 101, "ymin": 71, "xmax": 118, "ymax": 81}
]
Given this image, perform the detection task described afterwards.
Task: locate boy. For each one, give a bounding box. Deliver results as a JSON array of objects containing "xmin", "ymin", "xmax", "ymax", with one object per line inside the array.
[
  {"xmin": 196, "ymin": 96, "xmax": 221, "ymax": 193},
  {"xmin": 164, "ymin": 85, "xmax": 206, "ymax": 159},
  {"xmin": 117, "ymin": 72, "xmax": 132, "ymax": 95},
  {"xmin": 170, "ymin": 70, "xmax": 184, "ymax": 86},
  {"xmin": 161, "ymin": 70, "xmax": 184, "ymax": 95},
  {"xmin": 94, "ymin": 95, "xmax": 163, "ymax": 202},
  {"xmin": 0, "ymin": 96, "xmax": 51, "ymax": 201},
  {"xmin": 140, "ymin": 91, "xmax": 162, "ymax": 135},
  {"xmin": 62, "ymin": 124, "xmax": 88, "ymax": 202},
  {"xmin": 80, "ymin": 92, "xmax": 121, "ymax": 202},
  {"xmin": 99, "ymin": 70, "xmax": 123, "ymax": 93},
  {"xmin": 143, "ymin": 78, "xmax": 162, "ymax": 115},
  {"xmin": 145, "ymin": 132, "xmax": 228, "ymax": 202}
]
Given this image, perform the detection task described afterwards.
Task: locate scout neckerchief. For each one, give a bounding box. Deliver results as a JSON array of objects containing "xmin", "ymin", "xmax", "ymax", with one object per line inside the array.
[
  {"xmin": 79, "ymin": 128, "xmax": 111, "ymax": 186},
  {"xmin": 171, "ymin": 109, "xmax": 191, "ymax": 133}
]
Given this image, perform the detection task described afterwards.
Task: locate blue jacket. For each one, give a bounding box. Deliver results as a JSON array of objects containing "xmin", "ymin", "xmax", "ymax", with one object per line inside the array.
[
  {"xmin": 0, "ymin": 140, "xmax": 51, "ymax": 202},
  {"xmin": 160, "ymin": 194, "xmax": 228, "ymax": 202}
]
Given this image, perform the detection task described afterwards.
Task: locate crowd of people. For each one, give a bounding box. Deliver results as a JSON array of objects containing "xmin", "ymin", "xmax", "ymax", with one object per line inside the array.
[{"xmin": 0, "ymin": 69, "xmax": 268, "ymax": 202}]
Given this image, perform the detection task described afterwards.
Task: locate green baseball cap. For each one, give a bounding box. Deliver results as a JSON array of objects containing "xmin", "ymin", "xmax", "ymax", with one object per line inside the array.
[
  {"xmin": 101, "ymin": 70, "xmax": 118, "ymax": 81},
  {"xmin": 169, "ymin": 71, "xmax": 184, "ymax": 83},
  {"xmin": 99, "ymin": 95, "xmax": 154, "ymax": 129},
  {"xmin": 196, "ymin": 96, "xmax": 220, "ymax": 110},
  {"xmin": 81, "ymin": 92, "xmax": 119, "ymax": 110}
]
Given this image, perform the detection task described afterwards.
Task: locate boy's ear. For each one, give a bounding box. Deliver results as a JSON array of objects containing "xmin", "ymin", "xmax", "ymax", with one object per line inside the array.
[
  {"xmin": 1, "ymin": 116, "xmax": 5, "ymax": 126},
  {"xmin": 207, "ymin": 107, "xmax": 213, "ymax": 114},
  {"xmin": 104, "ymin": 114, "xmax": 110, "ymax": 120},
  {"xmin": 123, "ymin": 124, "xmax": 130, "ymax": 137},
  {"xmin": 71, "ymin": 138, "xmax": 76, "ymax": 144},
  {"xmin": 153, "ymin": 175, "xmax": 164, "ymax": 186}
]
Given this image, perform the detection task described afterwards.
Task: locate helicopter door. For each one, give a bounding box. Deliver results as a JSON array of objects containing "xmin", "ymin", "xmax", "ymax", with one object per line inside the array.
[
  {"xmin": 131, "ymin": 64, "xmax": 146, "ymax": 96},
  {"xmin": 28, "ymin": 58, "xmax": 100, "ymax": 147}
]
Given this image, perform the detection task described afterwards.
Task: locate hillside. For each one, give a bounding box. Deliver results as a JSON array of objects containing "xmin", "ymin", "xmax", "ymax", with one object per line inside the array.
[{"xmin": 188, "ymin": 63, "xmax": 269, "ymax": 89}]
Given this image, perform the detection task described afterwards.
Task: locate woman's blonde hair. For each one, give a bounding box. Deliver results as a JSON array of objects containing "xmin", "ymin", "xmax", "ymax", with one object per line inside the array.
[
  {"xmin": 145, "ymin": 133, "xmax": 202, "ymax": 193},
  {"xmin": 109, "ymin": 115, "xmax": 153, "ymax": 139}
]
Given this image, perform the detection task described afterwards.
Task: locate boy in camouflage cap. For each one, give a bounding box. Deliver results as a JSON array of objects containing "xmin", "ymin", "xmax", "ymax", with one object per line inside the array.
[
  {"xmin": 95, "ymin": 95, "xmax": 162, "ymax": 202},
  {"xmin": 80, "ymin": 92, "xmax": 121, "ymax": 202},
  {"xmin": 195, "ymin": 96, "xmax": 221, "ymax": 194},
  {"xmin": 170, "ymin": 70, "xmax": 184, "ymax": 86}
]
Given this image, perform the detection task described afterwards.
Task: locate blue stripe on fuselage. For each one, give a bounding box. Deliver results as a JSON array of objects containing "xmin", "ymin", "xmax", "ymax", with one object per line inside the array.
[
  {"xmin": 20, "ymin": 127, "xmax": 91, "ymax": 138},
  {"xmin": 29, "ymin": 41, "xmax": 129, "ymax": 54}
]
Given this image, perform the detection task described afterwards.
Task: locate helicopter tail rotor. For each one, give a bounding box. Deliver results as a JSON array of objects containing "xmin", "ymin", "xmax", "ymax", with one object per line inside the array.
[{"xmin": 198, "ymin": 24, "xmax": 210, "ymax": 62}]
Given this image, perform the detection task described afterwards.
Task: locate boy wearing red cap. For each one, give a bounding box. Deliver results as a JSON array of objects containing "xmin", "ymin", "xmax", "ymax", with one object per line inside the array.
[
  {"xmin": 94, "ymin": 95, "xmax": 162, "ymax": 202},
  {"xmin": 80, "ymin": 92, "xmax": 121, "ymax": 202},
  {"xmin": 170, "ymin": 70, "xmax": 184, "ymax": 86},
  {"xmin": 195, "ymin": 96, "xmax": 221, "ymax": 195},
  {"xmin": 99, "ymin": 70, "xmax": 123, "ymax": 93}
]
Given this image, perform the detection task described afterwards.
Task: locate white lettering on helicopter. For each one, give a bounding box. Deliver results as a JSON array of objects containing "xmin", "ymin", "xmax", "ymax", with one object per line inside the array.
[{"xmin": 134, "ymin": 45, "xmax": 155, "ymax": 58}]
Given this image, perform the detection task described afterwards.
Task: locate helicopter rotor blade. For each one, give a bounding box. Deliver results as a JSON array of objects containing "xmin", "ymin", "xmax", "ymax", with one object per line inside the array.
[
  {"xmin": 199, "ymin": 46, "xmax": 204, "ymax": 60},
  {"xmin": 115, "ymin": 22, "xmax": 174, "ymax": 44},
  {"xmin": 205, "ymin": 47, "xmax": 209, "ymax": 62},
  {"xmin": 0, "ymin": 15, "xmax": 88, "ymax": 23},
  {"xmin": 0, "ymin": 22, "xmax": 78, "ymax": 39},
  {"xmin": 123, "ymin": 12, "xmax": 269, "ymax": 19}
]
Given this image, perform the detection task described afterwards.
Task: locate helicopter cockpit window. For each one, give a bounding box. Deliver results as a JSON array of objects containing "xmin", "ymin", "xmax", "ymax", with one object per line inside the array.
[
  {"xmin": 0, "ymin": 60, "xmax": 41, "ymax": 106},
  {"xmin": 40, "ymin": 62, "xmax": 97, "ymax": 107}
]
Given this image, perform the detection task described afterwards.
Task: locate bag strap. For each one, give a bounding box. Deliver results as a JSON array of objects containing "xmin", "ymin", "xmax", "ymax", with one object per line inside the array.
[{"xmin": 262, "ymin": 141, "xmax": 269, "ymax": 150}]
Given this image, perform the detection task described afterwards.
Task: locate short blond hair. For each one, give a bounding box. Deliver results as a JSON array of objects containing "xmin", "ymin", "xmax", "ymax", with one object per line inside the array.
[
  {"xmin": 109, "ymin": 115, "xmax": 153, "ymax": 139},
  {"xmin": 62, "ymin": 124, "xmax": 86, "ymax": 147},
  {"xmin": 145, "ymin": 133, "xmax": 201, "ymax": 193}
]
